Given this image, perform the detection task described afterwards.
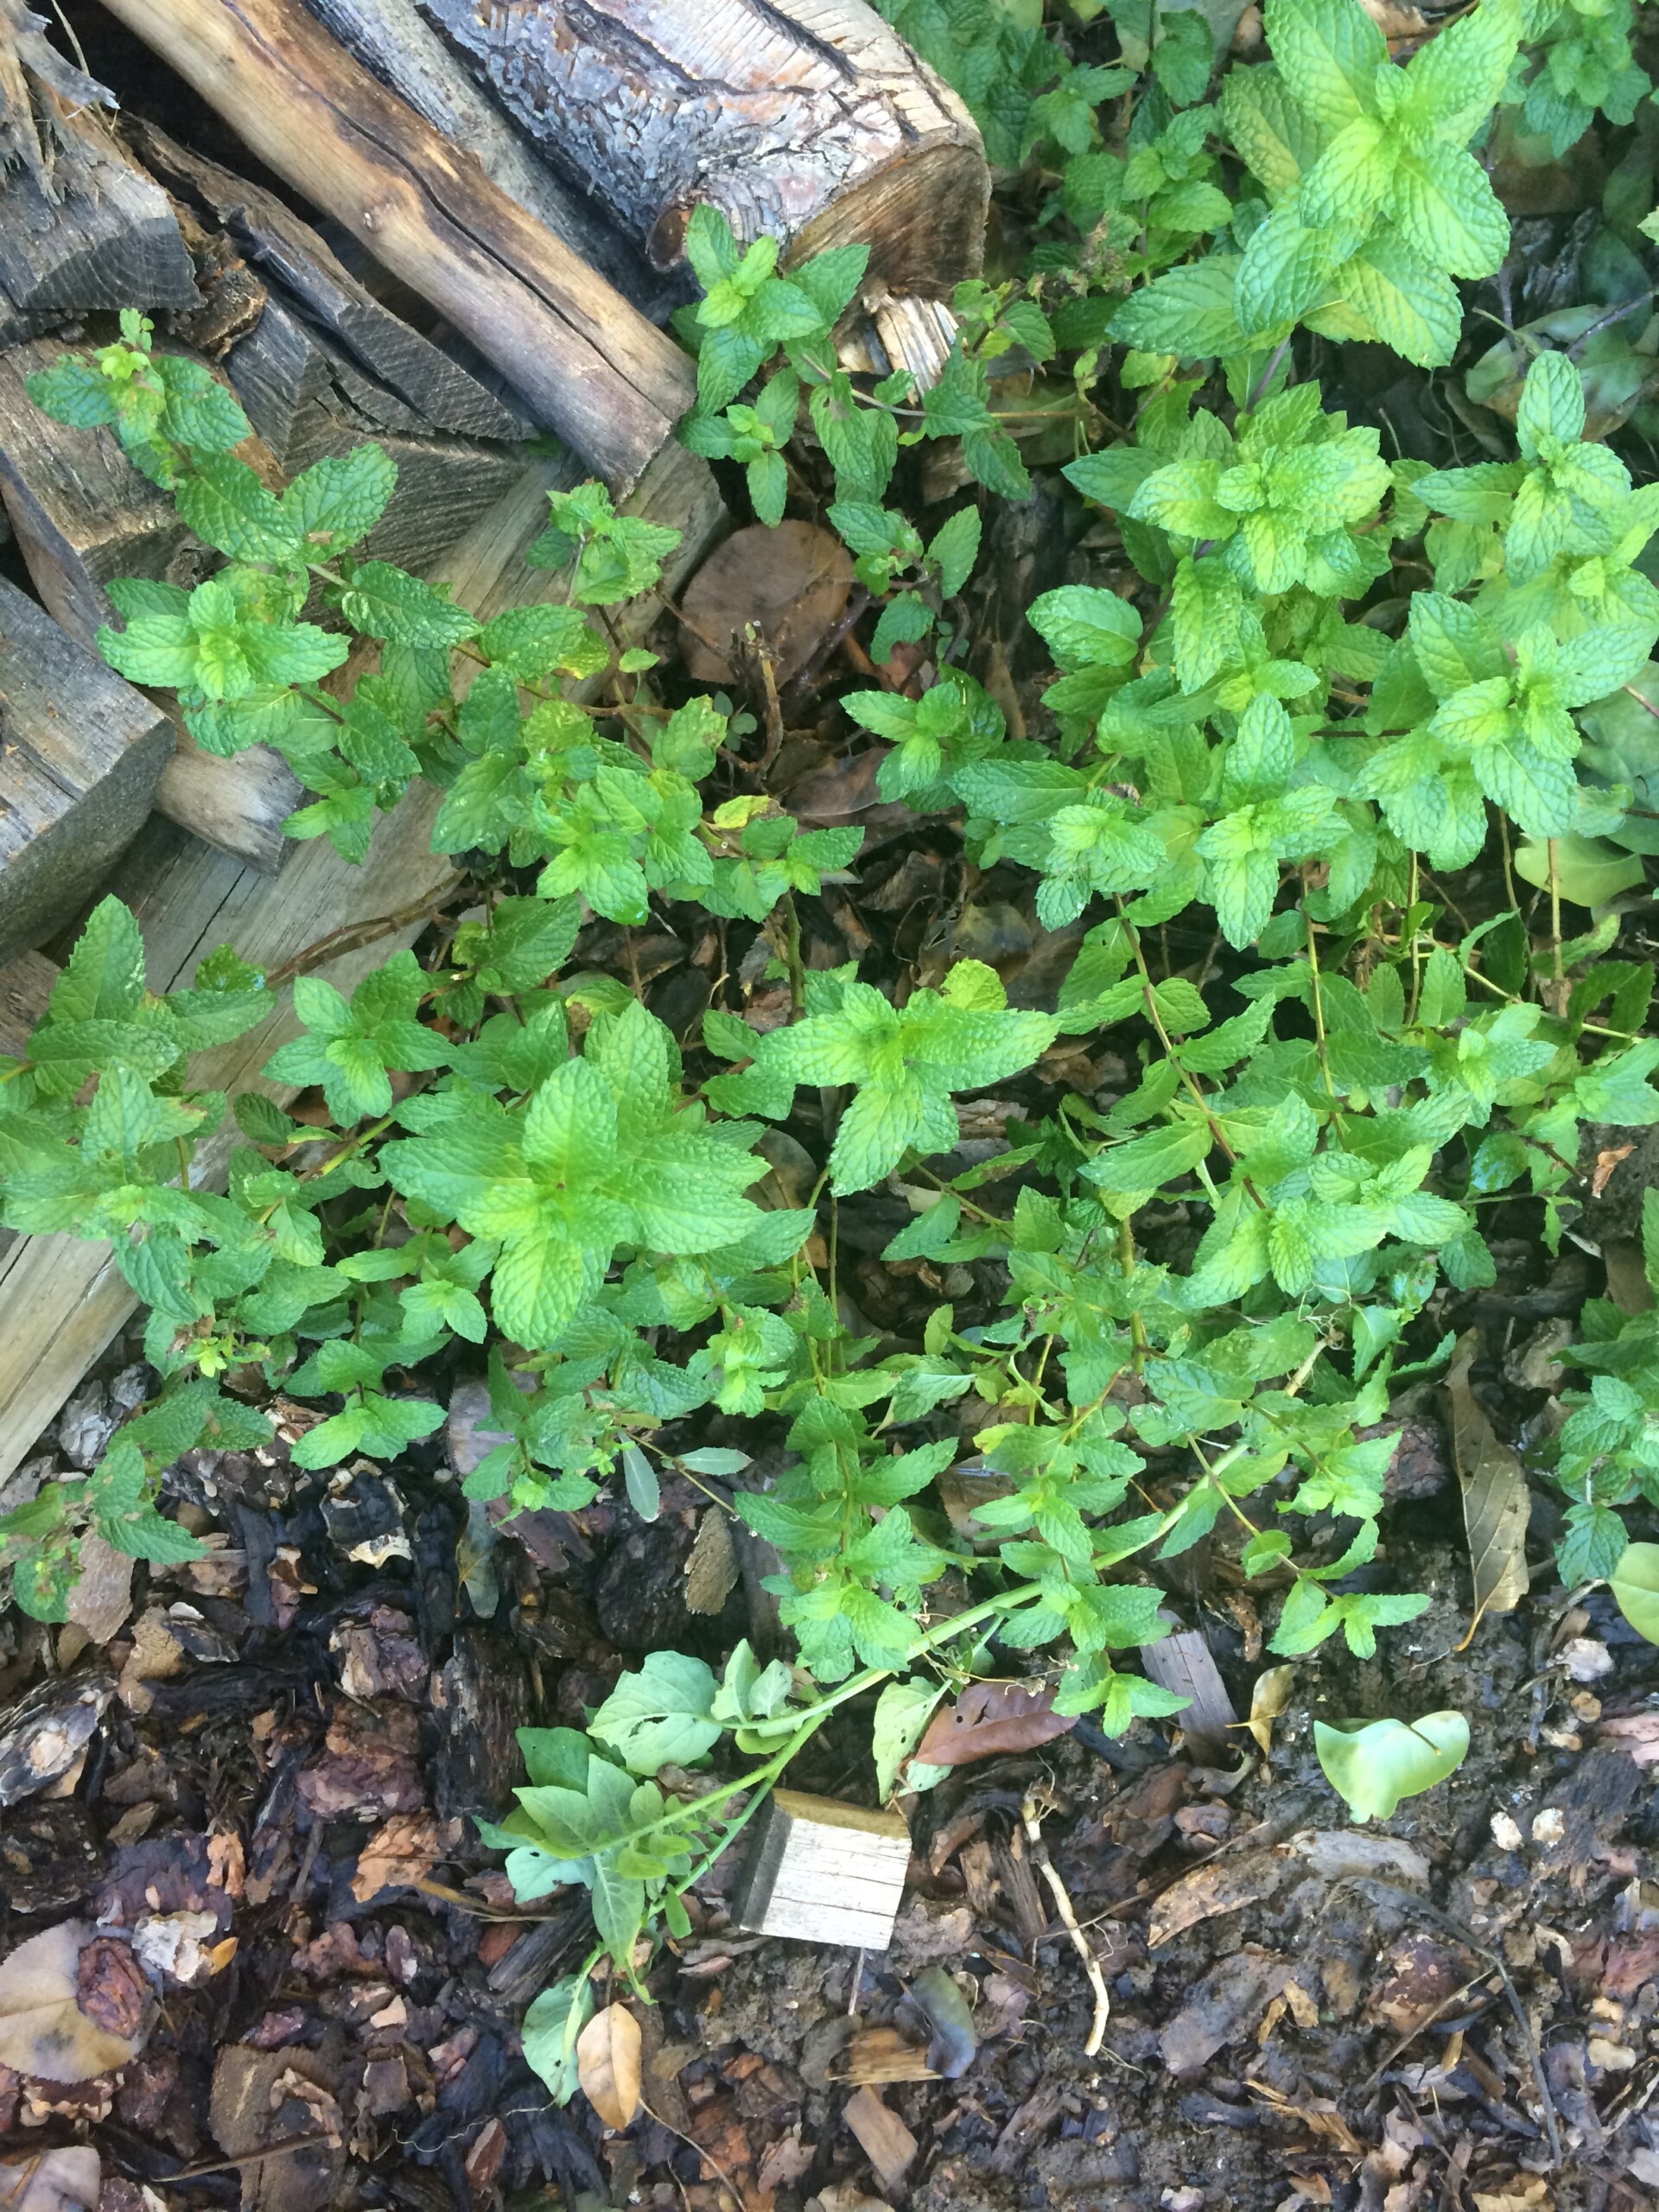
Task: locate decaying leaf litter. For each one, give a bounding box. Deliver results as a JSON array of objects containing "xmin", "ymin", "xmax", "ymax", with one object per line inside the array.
[{"xmin": 2, "ymin": 1, "xmax": 1659, "ymax": 2210}]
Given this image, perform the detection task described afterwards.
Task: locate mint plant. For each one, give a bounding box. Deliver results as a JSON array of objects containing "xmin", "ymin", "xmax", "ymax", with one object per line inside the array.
[{"xmin": 8, "ymin": 0, "xmax": 1659, "ymax": 2101}]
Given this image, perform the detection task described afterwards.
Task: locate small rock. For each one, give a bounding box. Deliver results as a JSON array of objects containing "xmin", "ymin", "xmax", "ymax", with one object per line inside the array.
[
  {"xmin": 1491, "ymin": 1811, "xmax": 1525, "ymax": 1852},
  {"xmin": 1559, "ymin": 1637, "xmax": 1613, "ymax": 1683},
  {"xmin": 59, "ymin": 1385, "xmax": 114, "ymax": 1471}
]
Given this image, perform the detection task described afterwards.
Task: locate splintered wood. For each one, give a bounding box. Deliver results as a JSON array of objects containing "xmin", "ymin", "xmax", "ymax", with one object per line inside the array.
[{"xmin": 732, "ymin": 1790, "xmax": 911, "ymax": 1951}]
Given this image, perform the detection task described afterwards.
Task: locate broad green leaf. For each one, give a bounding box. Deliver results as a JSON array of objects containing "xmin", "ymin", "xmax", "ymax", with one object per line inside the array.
[{"xmin": 1314, "ymin": 1710, "xmax": 1470, "ymax": 1821}]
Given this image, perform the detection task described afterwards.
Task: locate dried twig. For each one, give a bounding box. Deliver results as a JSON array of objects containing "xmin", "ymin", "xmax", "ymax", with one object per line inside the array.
[{"xmin": 1020, "ymin": 1789, "xmax": 1109, "ymax": 2057}]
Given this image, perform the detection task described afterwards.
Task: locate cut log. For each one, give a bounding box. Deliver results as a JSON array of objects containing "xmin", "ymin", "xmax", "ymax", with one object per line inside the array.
[
  {"xmin": 297, "ymin": 0, "xmax": 667, "ymax": 315},
  {"xmin": 0, "ymin": 575, "xmax": 175, "ymax": 967},
  {"xmin": 0, "ymin": 90, "xmax": 198, "ymax": 345},
  {"xmin": 409, "ymin": 0, "xmax": 988, "ymax": 298},
  {"xmin": 0, "ymin": 944, "xmax": 57, "ymax": 1058},
  {"xmin": 92, "ymin": 0, "xmax": 697, "ymax": 488},
  {"xmin": 131, "ymin": 121, "xmax": 529, "ymax": 445},
  {"xmin": 0, "ymin": 436, "xmax": 723, "ymax": 1481}
]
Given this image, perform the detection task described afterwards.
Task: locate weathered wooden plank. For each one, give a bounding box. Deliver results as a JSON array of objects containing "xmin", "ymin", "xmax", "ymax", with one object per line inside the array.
[
  {"xmin": 0, "ymin": 576, "xmax": 175, "ymax": 967},
  {"xmin": 0, "ymin": 439, "xmax": 724, "ymax": 1478},
  {"xmin": 93, "ymin": 0, "xmax": 697, "ymax": 488},
  {"xmin": 410, "ymin": 0, "xmax": 988, "ymax": 297}
]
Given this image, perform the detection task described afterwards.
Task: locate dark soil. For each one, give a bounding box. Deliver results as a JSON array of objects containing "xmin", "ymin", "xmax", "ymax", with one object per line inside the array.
[{"xmin": 3, "ymin": 1327, "xmax": 1656, "ymax": 2212}]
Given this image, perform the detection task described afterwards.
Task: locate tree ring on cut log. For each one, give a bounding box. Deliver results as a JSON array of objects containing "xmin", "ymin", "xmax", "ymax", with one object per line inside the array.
[{"xmin": 417, "ymin": 0, "xmax": 989, "ymax": 300}]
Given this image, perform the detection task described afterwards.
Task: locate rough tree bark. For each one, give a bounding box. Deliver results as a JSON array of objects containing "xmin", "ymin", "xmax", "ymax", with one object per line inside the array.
[
  {"xmin": 317, "ymin": 0, "xmax": 988, "ymax": 302},
  {"xmin": 301, "ymin": 0, "xmax": 667, "ymax": 313},
  {"xmin": 92, "ymin": 0, "xmax": 697, "ymax": 488}
]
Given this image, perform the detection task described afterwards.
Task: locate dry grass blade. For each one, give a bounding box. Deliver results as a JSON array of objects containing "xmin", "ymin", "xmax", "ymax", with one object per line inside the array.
[
  {"xmin": 1446, "ymin": 1332, "xmax": 1529, "ymax": 1640},
  {"xmin": 576, "ymin": 2001, "xmax": 642, "ymax": 2130}
]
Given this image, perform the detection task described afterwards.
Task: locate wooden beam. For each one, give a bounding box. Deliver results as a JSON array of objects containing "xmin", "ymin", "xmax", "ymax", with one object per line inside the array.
[
  {"xmin": 92, "ymin": 0, "xmax": 696, "ymax": 489},
  {"xmin": 0, "ymin": 439, "xmax": 724, "ymax": 1480},
  {"xmin": 0, "ymin": 575, "xmax": 175, "ymax": 968}
]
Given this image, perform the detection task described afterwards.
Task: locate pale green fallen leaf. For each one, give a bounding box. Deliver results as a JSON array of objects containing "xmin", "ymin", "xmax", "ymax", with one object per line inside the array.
[
  {"xmin": 1611, "ymin": 1541, "xmax": 1659, "ymax": 1643},
  {"xmin": 1315, "ymin": 1712, "xmax": 1470, "ymax": 1822}
]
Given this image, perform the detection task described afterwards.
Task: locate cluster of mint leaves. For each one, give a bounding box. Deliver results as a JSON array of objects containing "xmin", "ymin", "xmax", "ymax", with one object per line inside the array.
[{"xmin": 4, "ymin": 0, "xmax": 1659, "ymax": 2088}]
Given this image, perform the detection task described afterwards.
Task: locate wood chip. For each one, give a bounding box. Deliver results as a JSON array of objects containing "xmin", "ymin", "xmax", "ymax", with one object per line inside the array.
[
  {"xmin": 842, "ymin": 2086, "xmax": 917, "ymax": 2196},
  {"xmin": 1139, "ymin": 1628, "xmax": 1237, "ymax": 1762}
]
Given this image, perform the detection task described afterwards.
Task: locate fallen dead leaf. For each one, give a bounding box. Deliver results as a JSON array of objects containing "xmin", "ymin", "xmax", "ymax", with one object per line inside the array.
[
  {"xmin": 576, "ymin": 2002, "xmax": 642, "ymax": 2130},
  {"xmin": 684, "ymin": 1509, "xmax": 740, "ymax": 1616},
  {"xmin": 350, "ymin": 1813, "xmax": 441, "ymax": 1903},
  {"xmin": 1592, "ymin": 1144, "xmax": 1635, "ymax": 1198},
  {"xmin": 1147, "ymin": 1847, "xmax": 1286, "ymax": 1948},
  {"xmin": 0, "ymin": 1924, "xmax": 147, "ymax": 2084},
  {"xmin": 1447, "ymin": 1333, "xmax": 1529, "ymax": 1632},
  {"xmin": 916, "ymin": 1681, "xmax": 1077, "ymax": 1766},
  {"xmin": 1285, "ymin": 1830, "xmax": 1431, "ymax": 1885},
  {"xmin": 681, "ymin": 521, "xmax": 853, "ymax": 687}
]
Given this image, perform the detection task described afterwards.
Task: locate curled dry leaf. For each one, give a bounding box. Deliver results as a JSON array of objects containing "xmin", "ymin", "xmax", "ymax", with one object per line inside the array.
[
  {"xmin": 1446, "ymin": 1335, "xmax": 1529, "ymax": 1632},
  {"xmin": 0, "ymin": 1923, "xmax": 148, "ymax": 2084},
  {"xmin": 1244, "ymin": 1664, "xmax": 1294, "ymax": 1760},
  {"xmin": 576, "ymin": 2001, "xmax": 642, "ymax": 2130},
  {"xmin": 915, "ymin": 1681, "xmax": 1077, "ymax": 1767}
]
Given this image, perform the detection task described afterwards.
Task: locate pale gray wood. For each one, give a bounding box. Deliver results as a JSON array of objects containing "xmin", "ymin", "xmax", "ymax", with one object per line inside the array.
[
  {"xmin": 0, "ymin": 67, "xmax": 196, "ymax": 342},
  {"xmin": 0, "ymin": 576, "xmax": 174, "ymax": 966},
  {"xmin": 95, "ymin": 0, "xmax": 697, "ymax": 489},
  {"xmin": 732, "ymin": 1788, "xmax": 910, "ymax": 1948}
]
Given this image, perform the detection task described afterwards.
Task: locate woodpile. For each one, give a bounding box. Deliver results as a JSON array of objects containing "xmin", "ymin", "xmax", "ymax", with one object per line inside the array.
[{"xmin": 0, "ymin": 0, "xmax": 986, "ymax": 1470}]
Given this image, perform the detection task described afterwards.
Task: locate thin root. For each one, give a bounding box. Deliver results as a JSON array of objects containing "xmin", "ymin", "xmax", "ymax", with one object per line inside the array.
[{"xmin": 1021, "ymin": 1789, "xmax": 1109, "ymax": 2058}]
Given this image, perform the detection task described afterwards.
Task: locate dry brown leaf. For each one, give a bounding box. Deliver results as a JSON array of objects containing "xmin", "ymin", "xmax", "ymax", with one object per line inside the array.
[
  {"xmin": 351, "ymin": 1812, "xmax": 441, "ymax": 1903},
  {"xmin": 681, "ymin": 521, "xmax": 853, "ymax": 687},
  {"xmin": 915, "ymin": 1681, "xmax": 1077, "ymax": 1767},
  {"xmin": 1147, "ymin": 1847, "xmax": 1286, "ymax": 1949},
  {"xmin": 1447, "ymin": 1333, "xmax": 1529, "ymax": 1632},
  {"xmin": 1592, "ymin": 1143, "xmax": 1635, "ymax": 1198},
  {"xmin": 684, "ymin": 1509, "xmax": 740, "ymax": 1616},
  {"xmin": 1243, "ymin": 1664, "xmax": 1293, "ymax": 1760},
  {"xmin": 0, "ymin": 1924, "xmax": 146, "ymax": 2084},
  {"xmin": 0, "ymin": 2147, "xmax": 102, "ymax": 2212},
  {"xmin": 576, "ymin": 2002, "xmax": 642, "ymax": 2130}
]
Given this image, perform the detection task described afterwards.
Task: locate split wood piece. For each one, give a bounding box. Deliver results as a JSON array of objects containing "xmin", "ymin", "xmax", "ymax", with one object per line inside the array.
[
  {"xmin": 731, "ymin": 1789, "xmax": 911, "ymax": 1951},
  {"xmin": 412, "ymin": 0, "xmax": 988, "ymax": 303},
  {"xmin": 297, "ymin": 0, "xmax": 666, "ymax": 315},
  {"xmin": 842, "ymin": 2086, "xmax": 918, "ymax": 2199},
  {"xmin": 92, "ymin": 0, "xmax": 697, "ymax": 489},
  {"xmin": 0, "ymin": 338, "xmax": 302, "ymax": 872},
  {"xmin": 0, "ymin": 575, "xmax": 174, "ymax": 967},
  {"xmin": 131, "ymin": 121, "xmax": 527, "ymax": 445},
  {"xmin": 0, "ymin": 60, "xmax": 198, "ymax": 346},
  {"xmin": 1138, "ymin": 1626, "xmax": 1240, "ymax": 1766},
  {"xmin": 0, "ymin": 0, "xmax": 115, "ymax": 192},
  {"xmin": 0, "ymin": 437, "xmax": 723, "ymax": 1481}
]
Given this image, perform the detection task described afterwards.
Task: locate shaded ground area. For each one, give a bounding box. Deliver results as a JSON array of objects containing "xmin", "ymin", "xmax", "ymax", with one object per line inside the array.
[{"xmin": 2, "ymin": 1326, "xmax": 1656, "ymax": 2212}]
